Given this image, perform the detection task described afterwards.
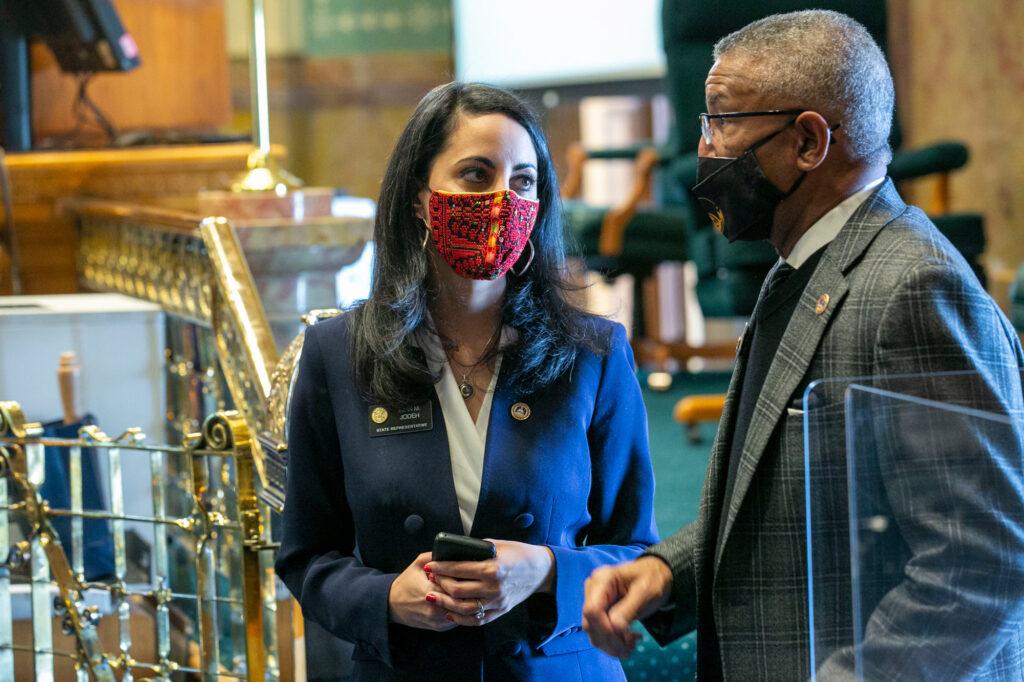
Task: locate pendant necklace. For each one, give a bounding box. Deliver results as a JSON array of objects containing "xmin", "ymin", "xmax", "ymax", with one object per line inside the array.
[
  {"xmin": 457, "ymin": 369, "xmax": 476, "ymax": 400},
  {"xmin": 449, "ymin": 323, "xmax": 502, "ymax": 400}
]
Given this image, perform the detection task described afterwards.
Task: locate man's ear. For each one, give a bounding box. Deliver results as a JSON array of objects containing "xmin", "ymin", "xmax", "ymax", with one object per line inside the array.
[{"xmin": 793, "ymin": 111, "xmax": 831, "ymax": 171}]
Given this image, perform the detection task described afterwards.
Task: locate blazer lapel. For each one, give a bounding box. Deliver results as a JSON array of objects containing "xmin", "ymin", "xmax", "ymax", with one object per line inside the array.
[
  {"xmin": 406, "ymin": 345, "xmax": 466, "ymax": 534},
  {"xmin": 425, "ymin": 394, "xmax": 471, "ymax": 534},
  {"xmin": 469, "ymin": 367, "xmax": 513, "ymax": 538},
  {"xmin": 713, "ymin": 178, "xmax": 908, "ymax": 572}
]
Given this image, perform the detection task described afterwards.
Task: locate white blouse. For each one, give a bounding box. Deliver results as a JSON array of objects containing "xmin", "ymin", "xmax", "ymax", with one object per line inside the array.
[{"xmin": 418, "ymin": 328, "xmax": 509, "ymax": 534}]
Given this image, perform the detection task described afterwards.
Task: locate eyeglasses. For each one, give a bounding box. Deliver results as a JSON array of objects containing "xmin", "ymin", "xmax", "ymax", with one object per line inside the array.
[{"xmin": 698, "ymin": 109, "xmax": 805, "ymax": 145}]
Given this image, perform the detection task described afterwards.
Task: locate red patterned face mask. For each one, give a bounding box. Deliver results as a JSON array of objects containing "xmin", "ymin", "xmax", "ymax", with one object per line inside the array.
[{"xmin": 427, "ymin": 189, "xmax": 540, "ymax": 280}]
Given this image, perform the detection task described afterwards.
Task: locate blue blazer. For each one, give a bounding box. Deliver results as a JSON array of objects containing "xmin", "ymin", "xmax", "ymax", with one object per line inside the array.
[{"xmin": 275, "ymin": 313, "xmax": 658, "ymax": 679}]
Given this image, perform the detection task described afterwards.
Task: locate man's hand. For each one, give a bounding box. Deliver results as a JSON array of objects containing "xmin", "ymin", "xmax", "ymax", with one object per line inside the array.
[{"xmin": 582, "ymin": 556, "xmax": 674, "ymax": 658}]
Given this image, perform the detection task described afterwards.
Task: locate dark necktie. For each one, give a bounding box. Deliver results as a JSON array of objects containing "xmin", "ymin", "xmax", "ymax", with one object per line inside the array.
[
  {"xmin": 717, "ymin": 259, "xmax": 799, "ymax": 553},
  {"xmin": 764, "ymin": 261, "xmax": 796, "ymax": 299}
]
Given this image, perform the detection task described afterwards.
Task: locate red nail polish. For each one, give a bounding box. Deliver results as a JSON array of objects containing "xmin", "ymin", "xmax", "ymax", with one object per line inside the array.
[
  {"xmin": 425, "ymin": 594, "xmax": 437, "ymax": 603},
  {"xmin": 445, "ymin": 613, "xmax": 454, "ymax": 622},
  {"xmin": 423, "ymin": 565, "xmax": 432, "ymax": 573}
]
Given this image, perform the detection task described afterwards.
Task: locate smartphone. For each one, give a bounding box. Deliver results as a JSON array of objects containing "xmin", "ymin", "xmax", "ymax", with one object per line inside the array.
[{"xmin": 432, "ymin": 532, "xmax": 496, "ymax": 562}]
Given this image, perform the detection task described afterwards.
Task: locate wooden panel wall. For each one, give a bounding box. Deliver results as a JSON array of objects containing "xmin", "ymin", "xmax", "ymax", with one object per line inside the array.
[
  {"xmin": 229, "ymin": 53, "xmax": 453, "ymax": 200},
  {"xmin": 888, "ymin": 0, "xmax": 1024, "ymax": 301}
]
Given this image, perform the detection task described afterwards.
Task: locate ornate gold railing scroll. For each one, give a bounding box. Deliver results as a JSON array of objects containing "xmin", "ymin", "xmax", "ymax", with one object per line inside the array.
[
  {"xmin": 0, "ymin": 400, "xmax": 278, "ymax": 681},
  {"xmin": 73, "ymin": 200, "xmax": 281, "ymax": 505},
  {"xmin": 259, "ymin": 308, "xmax": 345, "ymax": 492}
]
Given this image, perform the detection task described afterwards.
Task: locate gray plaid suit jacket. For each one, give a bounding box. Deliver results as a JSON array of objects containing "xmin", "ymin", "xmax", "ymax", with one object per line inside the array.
[{"xmin": 645, "ymin": 179, "xmax": 1024, "ymax": 680}]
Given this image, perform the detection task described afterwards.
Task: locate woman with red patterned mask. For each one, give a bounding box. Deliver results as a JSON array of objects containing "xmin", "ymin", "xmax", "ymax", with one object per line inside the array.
[
  {"xmin": 415, "ymin": 111, "xmax": 540, "ymax": 282},
  {"xmin": 277, "ymin": 82, "xmax": 657, "ymax": 680}
]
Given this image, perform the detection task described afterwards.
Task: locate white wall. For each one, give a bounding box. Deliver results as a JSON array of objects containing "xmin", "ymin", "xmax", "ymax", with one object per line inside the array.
[{"xmin": 453, "ymin": 0, "xmax": 664, "ymax": 87}]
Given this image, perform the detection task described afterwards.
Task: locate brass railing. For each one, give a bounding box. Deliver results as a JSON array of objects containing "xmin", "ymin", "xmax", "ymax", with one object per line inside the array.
[
  {"xmin": 0, "ymin": 400, "xmax": 278, "ymax": 681},
  {"xmin": 56, "ymin": 195, "xmax": 359, "ymax": 680},
  {"xmin": 73, "ymin": 200, "xmax": 284, "ymax": 509}
]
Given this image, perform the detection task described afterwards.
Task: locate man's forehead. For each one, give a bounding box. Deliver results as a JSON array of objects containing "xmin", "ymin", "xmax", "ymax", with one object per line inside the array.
[{"xmin": 705, "ymin": 57, "xmax": 760, "ymax": 107}]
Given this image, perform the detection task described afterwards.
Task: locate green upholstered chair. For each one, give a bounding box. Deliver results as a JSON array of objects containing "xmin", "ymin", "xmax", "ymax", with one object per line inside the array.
[
  {"xmin": 888, "ymin": 142, "xmax": 987, "ymax": 287},
  {"xmin": 562, "ymin": 0, "xmax": 986, "ymax": 365}
]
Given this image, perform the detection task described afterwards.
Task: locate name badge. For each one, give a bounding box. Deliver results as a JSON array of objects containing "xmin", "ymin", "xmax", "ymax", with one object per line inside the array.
[{"xmin": 368, "ymin": 401, "xmax": 433, "ymax": 437}]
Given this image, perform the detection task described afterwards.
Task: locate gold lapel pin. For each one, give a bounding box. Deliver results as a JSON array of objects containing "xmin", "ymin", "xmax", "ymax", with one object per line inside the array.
[
  {"xmin": 735, "ymin": 323, "xmax": 749, "ymax": 354},
  {"xmin": 371, "ymin": 407, "xmax": 389, "ymax": 424},
  {"xmin": 511, "ymin": 402, "xmax": 531, "ymax": 421},
  {"xmin": 815, "ymin": 294, "xmax": 830, "ymax": 315}
]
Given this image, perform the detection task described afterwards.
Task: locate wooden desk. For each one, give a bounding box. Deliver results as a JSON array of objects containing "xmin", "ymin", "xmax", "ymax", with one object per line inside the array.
[{"xmin": 3, "ymin": 143, "xmax": 279, "ymax": 294}]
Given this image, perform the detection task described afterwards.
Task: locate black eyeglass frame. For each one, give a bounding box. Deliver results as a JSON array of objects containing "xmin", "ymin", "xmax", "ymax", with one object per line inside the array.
[{"xmin": 698, "ymin": 109, "xmax": 806, "ymax": 145}]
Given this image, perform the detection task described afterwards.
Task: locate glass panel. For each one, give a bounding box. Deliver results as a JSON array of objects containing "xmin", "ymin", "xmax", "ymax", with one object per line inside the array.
[{"xmin": 805, "ymin": 370, "xmax": 1024, "ymax": 680}]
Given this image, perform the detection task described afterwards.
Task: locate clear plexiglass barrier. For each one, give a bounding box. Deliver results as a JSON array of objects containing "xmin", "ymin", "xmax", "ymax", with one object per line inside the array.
[{"xmin": 805, "ymin": 369, "xmax": 1024, "ymax": 680}]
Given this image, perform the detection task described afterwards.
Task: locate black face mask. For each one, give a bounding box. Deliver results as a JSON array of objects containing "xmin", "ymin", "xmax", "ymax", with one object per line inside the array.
[{"xmin": 692, "ymin": 124, "xmax": 805, "ymax": 242}]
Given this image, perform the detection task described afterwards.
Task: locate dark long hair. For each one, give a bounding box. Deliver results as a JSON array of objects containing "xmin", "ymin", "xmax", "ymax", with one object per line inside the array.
[{"xmin": 350, "ymin": 81, "xmax": 606, "ymax": 406}]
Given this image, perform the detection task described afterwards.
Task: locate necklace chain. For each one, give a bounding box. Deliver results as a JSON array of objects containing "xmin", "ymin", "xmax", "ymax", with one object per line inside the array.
[{"xmin": 446, "ymin": 322, "xmax": 502, "ymax": 400}]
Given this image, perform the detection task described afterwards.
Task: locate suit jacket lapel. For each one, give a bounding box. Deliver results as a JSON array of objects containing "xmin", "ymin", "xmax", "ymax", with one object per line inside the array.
[
  {"xmin": 702, "ymin": 263, "xmax": 788, "ymax": 551},
  {"xmin": 713, "ymin": 178, "xmax": 908, "ymax": 572},
  {"xmin": 714, "ymin": 257, "xmax": 848, "ymax": 570},
  {"xmin": 703, "ymin": 323, "xmax": 754, "ymax": 533}
]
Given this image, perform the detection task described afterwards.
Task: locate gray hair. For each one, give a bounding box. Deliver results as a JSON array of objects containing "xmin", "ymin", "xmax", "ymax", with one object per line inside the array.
[{"xmin": 713, "ymin": 10, "xmax": 894, "ymax": 164}]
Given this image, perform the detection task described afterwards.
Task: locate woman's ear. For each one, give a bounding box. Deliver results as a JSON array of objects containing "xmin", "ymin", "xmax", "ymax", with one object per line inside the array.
[{"xmin": 412, "ymin": 190, "xmax": 430, "ymax": 226}]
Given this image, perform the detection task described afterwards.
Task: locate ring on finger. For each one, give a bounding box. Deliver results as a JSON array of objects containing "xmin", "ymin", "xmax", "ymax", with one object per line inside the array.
[{"xmin": 475, "ymin": 600, "xmax": 486, "ymax": 620}]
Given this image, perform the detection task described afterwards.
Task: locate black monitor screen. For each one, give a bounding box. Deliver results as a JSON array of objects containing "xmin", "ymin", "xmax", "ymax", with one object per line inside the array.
[
  {"xmin": 0, "ymin": 0, "xmax": 139, "ymax": 149},
  {"xmin": 12, "ymin": 0, "xmax": 140, "ymax": 73}
]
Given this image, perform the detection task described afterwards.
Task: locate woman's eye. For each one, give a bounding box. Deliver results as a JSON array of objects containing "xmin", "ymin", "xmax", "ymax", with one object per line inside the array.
[
  {"xmin": 461, "ymin": 167, "xmax": 488, "ymax": 183},
  {"xmin": 513, "ymin": 175, "xmax": 536, "ymax": 192}
]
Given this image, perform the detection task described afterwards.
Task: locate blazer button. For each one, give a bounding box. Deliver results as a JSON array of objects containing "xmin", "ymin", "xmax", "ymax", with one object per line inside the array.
[
  {"xmin": 404, "ymin": 514, "xmax": 424, "ymax": 535},
  {"xmin": 499, "ymin": 641, "xmax": 523, "ymax": 657},
  {"xmin": 513, "ymin": 513, "xmax": 534, "ymax": 529}
]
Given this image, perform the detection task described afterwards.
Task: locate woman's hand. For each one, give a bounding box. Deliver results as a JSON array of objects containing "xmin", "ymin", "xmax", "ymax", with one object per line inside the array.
[
  {"xmin": 425, "ymin": 540, "xmax": 555, "ymax": 626},
  {"xmin": 388, "ymin": 552, "xmax": 459, "ymax": 631}
]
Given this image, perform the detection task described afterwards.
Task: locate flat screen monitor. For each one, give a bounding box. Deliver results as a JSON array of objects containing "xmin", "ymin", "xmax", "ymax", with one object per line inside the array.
[
  {"xmin": 0, "ymin": 0, "xmax": 139, "ymax": 149},
  {"xmin": 453, "ymin": 0, "xmax": 664, "ymax": 88},
  {"xmin": 12, "ymin": 0, "xmax": 140, "ymax": 73}
]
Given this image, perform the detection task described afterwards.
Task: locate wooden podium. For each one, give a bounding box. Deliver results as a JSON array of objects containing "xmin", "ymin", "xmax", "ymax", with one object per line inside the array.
[
  {"xmin": 2, "ymin": 144, "xmax": 275, "ymax": 294},
  {"xmin": 0, "ymin": 0, "xmax": 238, "ymax": 295}
]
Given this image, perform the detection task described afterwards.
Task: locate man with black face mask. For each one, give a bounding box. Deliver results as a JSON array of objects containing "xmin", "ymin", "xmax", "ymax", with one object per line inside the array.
[{"xmin": 582, "ymin": 9, "xmax": 1024, "ymax": 681}]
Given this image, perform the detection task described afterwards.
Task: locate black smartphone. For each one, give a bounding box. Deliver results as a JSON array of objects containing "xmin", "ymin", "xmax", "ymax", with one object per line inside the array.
[{"xmin": 432, "ymin": 532, "xmax": 496, "ymax": 562}]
